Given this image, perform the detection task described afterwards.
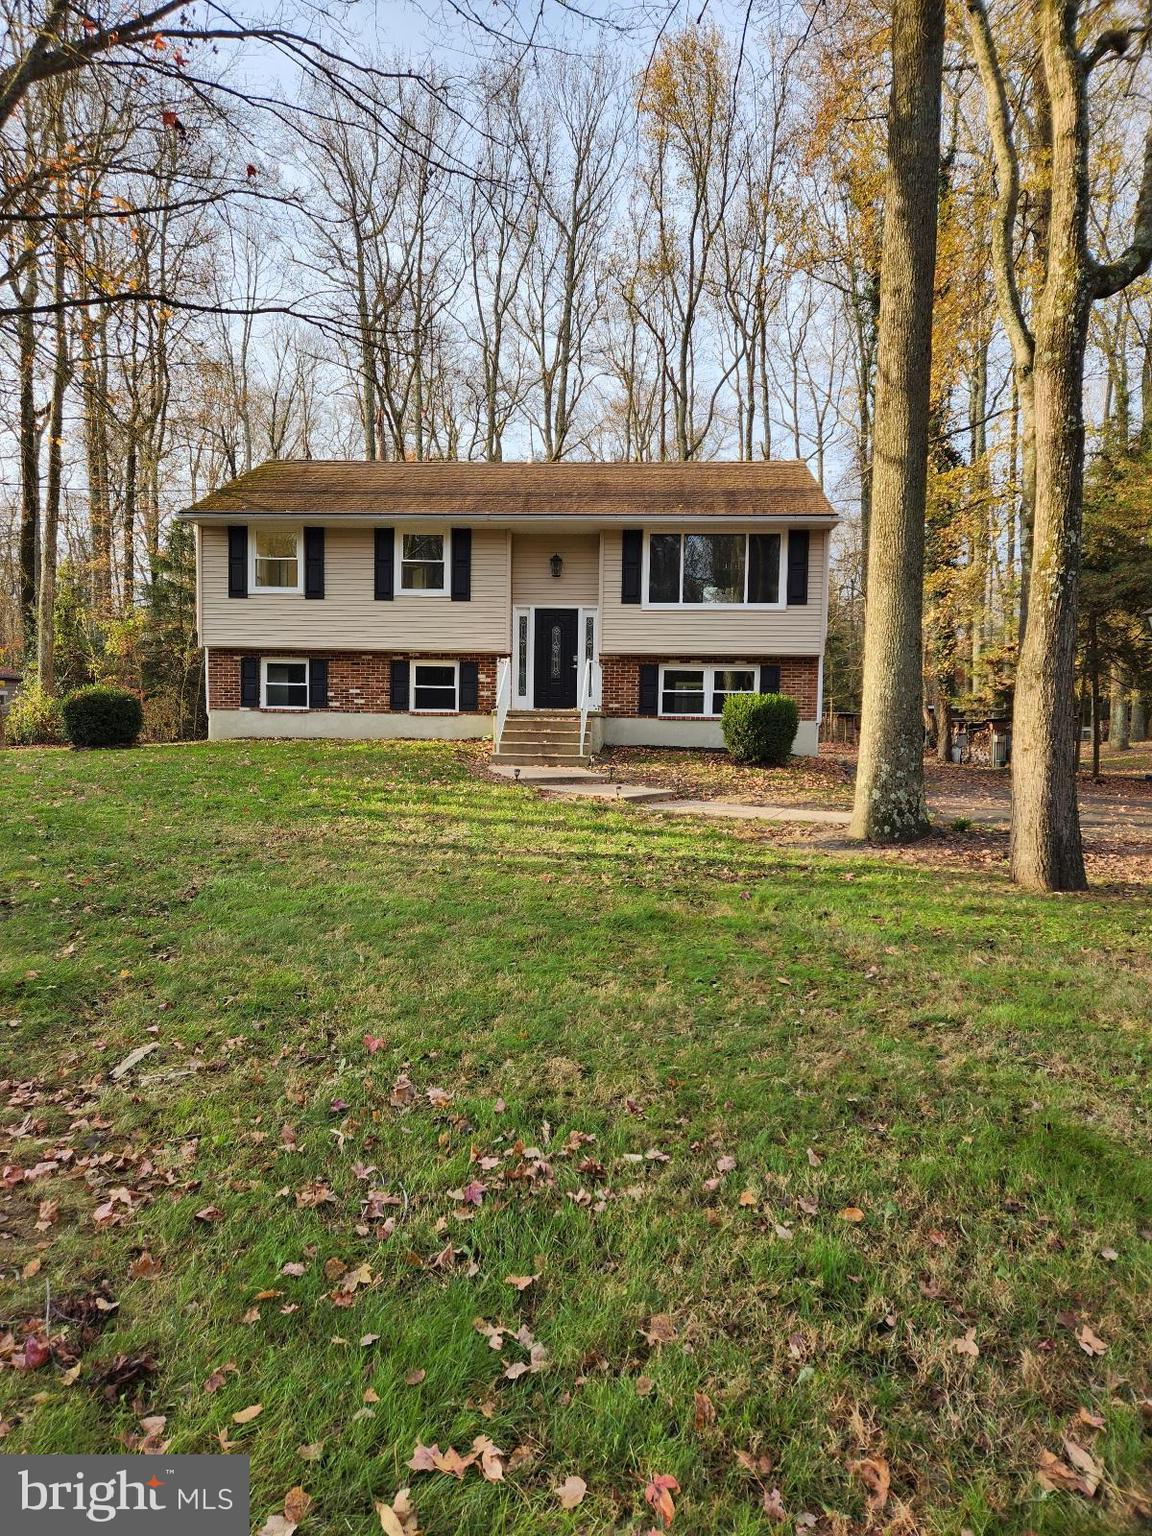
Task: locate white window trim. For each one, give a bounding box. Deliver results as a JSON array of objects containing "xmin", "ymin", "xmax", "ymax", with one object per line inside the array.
[
  {"xmin": 657, "ymin": 662, "xmax": 760, "ymax": 720},
  {"xmin": 641, "ymin": 530, "xmax": 788, "ymax": 611},
  {"xmin": 410, "ymin": 658, "xmax": 460, "ymax": 714},
  {"xmin": 396, "ymin": 528, "xmax": 451, "ymax": 598},
  {"xmin": 250, "ymin": 524, "xmax": 303, "ymax": 595},
  {"xmin": 511, "ymin": 606, "xmax": 600, "ymax": 710},
  {"xmin": 261, "ymin": 656, "xmax": 310, "ymax": 710}
]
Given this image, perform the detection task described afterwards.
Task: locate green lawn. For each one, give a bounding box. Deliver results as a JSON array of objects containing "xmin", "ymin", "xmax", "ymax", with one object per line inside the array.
[{"xmin": 1, "ymin": 740, "xmax": 1150, "ymax": 1535}]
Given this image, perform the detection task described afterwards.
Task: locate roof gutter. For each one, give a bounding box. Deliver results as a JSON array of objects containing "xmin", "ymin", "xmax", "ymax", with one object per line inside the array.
[{"xmin": 178, "ymin": 510, "xmax": 840, "ymax": 527}]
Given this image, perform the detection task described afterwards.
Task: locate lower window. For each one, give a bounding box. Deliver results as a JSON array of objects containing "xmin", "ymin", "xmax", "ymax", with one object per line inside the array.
[
  {"xmin": 659, "ymin": 663, "xmax": 758, "ymax": 718},
  {"xmin": 263, "ymin": 658, "xmax": 308, "ymax": 708},
  {"xmin": 412, "ymin": 661, "xmax": 458, "ymax": 712}
]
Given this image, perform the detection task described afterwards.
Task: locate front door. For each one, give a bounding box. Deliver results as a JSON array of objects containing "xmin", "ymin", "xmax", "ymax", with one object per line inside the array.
[{"xmin": 533, "ymin": 608, "xmax": 579, "ymax": 709}]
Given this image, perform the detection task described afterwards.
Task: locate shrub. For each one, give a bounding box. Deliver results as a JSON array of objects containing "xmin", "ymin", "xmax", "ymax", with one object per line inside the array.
[
  {"xmin": 61, "ymin": 685, "xmax": 144, "ymax": 748},
  {"xmin": 4, "ymin": 680, "xmax": 64, "ymax": 745},
  {"xmin": 722, "ymin": 692, "xmax": 799, "ymax": 767}
]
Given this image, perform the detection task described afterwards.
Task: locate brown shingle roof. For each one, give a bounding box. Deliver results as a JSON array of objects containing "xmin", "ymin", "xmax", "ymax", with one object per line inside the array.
[{"xmin": 183, "ymin": 459, "xmax": 837, "ymax": 521}]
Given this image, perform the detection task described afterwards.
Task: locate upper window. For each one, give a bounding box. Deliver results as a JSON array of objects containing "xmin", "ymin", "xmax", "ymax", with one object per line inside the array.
[
  {"xmin": 399, "ymin": 531, "xmax": 447, "ymax": 593},
  {"xmin": 252, "ymin": 528, "xmax": 301, "ymax": 592},
  {"xmin": 646, "ymin": 532, "xmax": 783, "ymax": 607},
  {"xmin": 262, "ymin": 659, "xmax": 308, "ymax": 708},
  {"xmin": 411, "ymin": 661, "xmax": 458, "ymax": 712}
]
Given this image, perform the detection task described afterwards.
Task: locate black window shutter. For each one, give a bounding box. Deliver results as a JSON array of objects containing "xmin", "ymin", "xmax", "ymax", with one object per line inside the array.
[
  {"xmin": 228, "ymin": 526, "xmax": 248, "ymax": 598},
  {"xmin": 451, "ymin": 528, "xmax": 472, "ymax": 601},
  {"xmin": 240, "ymin": 656, "xmax": 259, "ymax": 706},
  {"xmin": 308, "ymin": 658, "xmax": 329, "ymax": 709},
  {"xmin": 390, "ymin": 659, "xmax": 409, "ymax": 711},
  {"xmin": 760, "ymin": 664, "xmax": 781, "ymax": 695},
  {"xmin": 638, "ymin": 663, "xmax": 659, "ymax": 716},
  {"xmin": 786, "ymin": 529, "xmax": 810, "ymax": 605},
  {"xmin": 304, "ymin": 526, "xmax": 325, "ymax": 599},
  {"xmin": 621, "ymin": 529, "xmax": 643, "ymax": 604},
  {"xmin": 374, "ymin": 528, "xmax": 394, "ymax": 600},
  {"xmin": 459, "ymin": 660, "xmax": 479, "ymax": 711}
]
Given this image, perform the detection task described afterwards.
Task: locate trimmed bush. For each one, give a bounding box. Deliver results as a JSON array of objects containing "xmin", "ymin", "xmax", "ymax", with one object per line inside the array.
[
  {"xmin": 61, "ymin": 685, "xmax": 144, "ymax": 748},
  {"xmin": 722, "ymin": 692, "xmax": 799, "ymax": 766},
  {"xmin": 4, "ymin": 680, "xmax": 64, "ymax": 745}
]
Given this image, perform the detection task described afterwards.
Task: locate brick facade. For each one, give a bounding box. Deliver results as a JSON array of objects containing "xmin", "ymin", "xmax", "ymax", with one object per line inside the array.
[
  {"xmin": 600, "ymin": 655, "xmax": 819, "ymax": 719},
  {"xmin": 207, "ymin": 649, "xmax": 500, "ymax": 714}
]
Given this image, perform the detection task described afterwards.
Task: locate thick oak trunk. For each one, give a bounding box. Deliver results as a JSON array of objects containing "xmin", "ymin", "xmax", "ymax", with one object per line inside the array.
[{"xmin": 850, "ymin": 0, "xmax": 944, "ymax": 841}]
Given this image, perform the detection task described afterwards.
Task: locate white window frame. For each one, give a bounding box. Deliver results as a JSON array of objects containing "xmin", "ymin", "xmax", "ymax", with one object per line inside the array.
[
  {"xmin": 657, "ymin": 662, "xmax": 760, "ymax": 719},
  {"xmin": 396, "ymin": 528, "xmax": 450, "ymax": 597},
  {"xmin": 410, "ymin": 658, "xmax": 459, "ymax": 714},
  {"xmin": 250, "ymin": 524, "xmax": 303, "ymax": 595},
  {"xmin": 642, "ymin": 530, "xmax": 788, "ymax": 611},
  {"xmin": 261, "ymin": 656, "xmax": 310, "ymax": 710}
]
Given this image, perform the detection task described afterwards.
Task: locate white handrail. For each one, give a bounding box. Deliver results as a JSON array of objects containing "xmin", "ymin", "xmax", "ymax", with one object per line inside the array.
[
  {"xmin": 577, "ymin": 656, "xmax": 595, "ymax": 758},
  {"xmin": 494, "ymin": 657, "xmax": 512, "ymax": 753}
]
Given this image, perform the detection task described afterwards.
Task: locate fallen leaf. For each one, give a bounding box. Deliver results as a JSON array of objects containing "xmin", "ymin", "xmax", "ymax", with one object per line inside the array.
[
  {"xmin": 110, "ymin": 1042, "xmax": 160, "ymax": 1080},
  {"xmin": 404, "ymin": 1368, "xmax": 426, "ymax": 1387},
  {"xmin": 473, "ymin": 1435, "xmax": 504, "ymax": 1482},
  {"xmin": 641, "ymin": 1314, "xmax": 677, "ymax": 1346},
  {"xmin": 762, "ymin": 1487, "xmax": 787, "ymax": 1519},
  {"xmin": 283, "ymin": 1487, "xmax": 312, "ymax": 1525},
  {"xmin": 693, "ymin": 1390, "xmax": 715, "ymax": 1428},
  {"xmin": 806, "ymin": 1147, "xmax": 822, "ymax": 1168},
  {"xmin": 375, "ymin": 1489, "xmax": 418, "ymax": 1536},
  {"xmin": 233, "ymin": 1403, "xmax": 263, "ymax": 1424},
  {"xmin": 556, "ymin": 1474, "xmax": 587, "ymax": 1509},
  {"xmin": 298, "ymin": 1443, "xmax": 324, "ymax": 1461},
  {"xmin": 849, "ymin": 1456, "xmax": 890, "ymax": 1511},
  {"xmin": 257, "ymin": 1518, "xmax": 295, "ymax": 1536},
  {"xmin": 1077, "ymin": 1324, "xmax": 1107, "ymax": 1356},
  {"xmin": 838, "ymin": 1206, "xmax": 865, "ymax": 1223},
  {"xmin": 644, "ymin": 1473, "xmax": 680, "ymax": 1528},
  {"xmin": 504, "ymin": 1274, "xmax": 539, "ymax": 1291},
  {"xmin": 635, "ymin": 1376, "xmax": 655, "ymax": 1396},
  {"xmin": 952, "ymin": 1328, "xmax": 979, "ymax": 1358}
]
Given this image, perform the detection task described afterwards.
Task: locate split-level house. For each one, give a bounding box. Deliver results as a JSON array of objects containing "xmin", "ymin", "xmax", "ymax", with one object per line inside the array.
[{"xmin": 181, "ymin": 460, "xmax": 837, "ymax": 758}]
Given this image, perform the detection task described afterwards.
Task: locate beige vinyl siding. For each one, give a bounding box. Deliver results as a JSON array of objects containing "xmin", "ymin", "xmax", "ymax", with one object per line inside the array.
[
  {"xmin": 599, "ymin": 527, "xmax": 829, "ymax": 656},
  {"xmin": 199, "ymin": 525, "xmax": 512, "ymax": 652},
  {"xmin": 511, "ymin": 533, "xmax": 600, "ymax": 606}
]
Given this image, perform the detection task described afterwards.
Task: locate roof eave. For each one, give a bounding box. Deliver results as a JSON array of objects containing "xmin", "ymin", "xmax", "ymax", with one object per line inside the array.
[{"xmin": 178, "ymin": 509, "xmax": 839, "ymax": 527}]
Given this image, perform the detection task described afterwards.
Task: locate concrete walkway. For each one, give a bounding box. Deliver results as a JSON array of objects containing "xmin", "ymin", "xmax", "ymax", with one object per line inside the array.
[
  {"xmin": 488, "ymin": 762, "xmax": 852, "ymax": 825},
  {"xmin": 488, "ymin": 762, "xmax": 1152, "ymax": 838}
]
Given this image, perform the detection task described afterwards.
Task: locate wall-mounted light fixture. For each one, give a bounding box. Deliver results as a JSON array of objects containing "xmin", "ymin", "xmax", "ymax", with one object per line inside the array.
[{"xmin": 550, "ymin": 553, "xmax": 564, "ymax": 579}]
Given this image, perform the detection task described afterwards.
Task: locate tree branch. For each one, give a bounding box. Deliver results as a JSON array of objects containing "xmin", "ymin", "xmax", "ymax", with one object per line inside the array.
[
  {"xmin": 1091, "ymin": 120, "xmax": 1152, "ymax": 297},
  {"xmin": 964, "ymin": 0, "xmax": 1035, "ymax": 371}
]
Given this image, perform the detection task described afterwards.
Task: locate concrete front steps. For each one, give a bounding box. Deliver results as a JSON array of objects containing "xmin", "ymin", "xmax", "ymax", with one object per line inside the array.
[{"xmin": 492, "ymin": 709, "xmax": 592, "ymax": 767}]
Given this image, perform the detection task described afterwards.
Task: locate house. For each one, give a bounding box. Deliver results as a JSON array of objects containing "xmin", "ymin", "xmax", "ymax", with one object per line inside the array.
[
  {"xmin": 180, "ymin": 460, "xmax": 837, "ymax": 758},
  {"xmin": 0, "ymin": 668, "xmax": 20, "ymax": 712}
]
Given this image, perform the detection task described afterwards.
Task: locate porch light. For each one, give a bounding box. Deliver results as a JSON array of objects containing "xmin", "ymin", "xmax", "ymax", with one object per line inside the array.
[{"xmin": 550, "ymin": 553, "xmax": 564, "ymax": 579}]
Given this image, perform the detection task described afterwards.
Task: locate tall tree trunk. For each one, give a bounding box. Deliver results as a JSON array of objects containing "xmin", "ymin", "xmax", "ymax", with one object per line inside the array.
[
  {"xmin": 37, "ymin": 236, "xmax": 68, "ymax": 693},
  {"xmin": 1130, "ymin": 692, "xmax": 1146, "ymax": 742},
  {"xmin": 1008, "ymin": 0, "xmax": 1092, "ymax": 891},
  {"xmin": 1109, "ymin": 666, "xmax": 1129, "ymax": 750},
  {"xmin": 850, "ymin": 0, "xmax": 945, "ymax": 842},
  {"xmin": 17, "ymin": 286, "xmax": 40, "ymax": 652}
]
